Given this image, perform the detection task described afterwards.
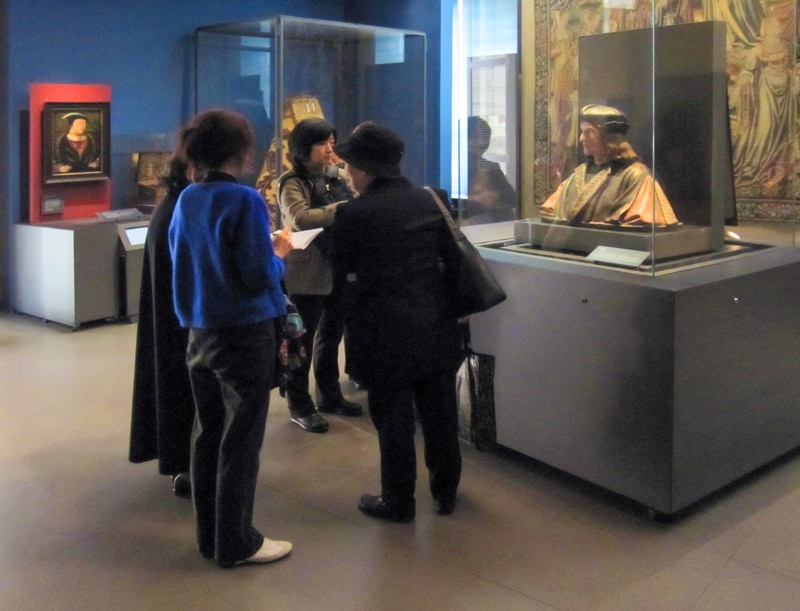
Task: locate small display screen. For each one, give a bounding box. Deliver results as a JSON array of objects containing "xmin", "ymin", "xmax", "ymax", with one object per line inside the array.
[{"xmin": 124, "ymin": 225, "xmax": 148, "ymax": 246}]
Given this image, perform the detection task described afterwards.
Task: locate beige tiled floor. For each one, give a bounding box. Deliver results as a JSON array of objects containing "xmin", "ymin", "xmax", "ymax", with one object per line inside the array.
[{"xmin": 1, "ymin": 306, "xmax": 800, "ymax": 610}]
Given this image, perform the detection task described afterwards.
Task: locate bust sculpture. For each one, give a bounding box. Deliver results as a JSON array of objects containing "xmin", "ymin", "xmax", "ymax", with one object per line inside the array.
[{"xmin": 540, "ymin": 104, "xmax": 679, "ymax": 230}]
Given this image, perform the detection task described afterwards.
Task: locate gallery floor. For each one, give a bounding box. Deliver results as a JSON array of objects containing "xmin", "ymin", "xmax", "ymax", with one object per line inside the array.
[{"xmin": 2, "ymin": 222, "xmax": 800, "ymax": 610}]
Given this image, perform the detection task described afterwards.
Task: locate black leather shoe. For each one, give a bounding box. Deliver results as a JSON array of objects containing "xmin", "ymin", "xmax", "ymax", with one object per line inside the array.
[
  {"xmin": 434, "ymin": 496, "xmax": 456, "ymax": 515},
  {"xmin": 358, "ymin": 494, "xmax": 415, "ymax": 523},
  {"xmin": 172, "ymin": 473, "xmax": 192, "ymax": 499},
  {"xmin": 317, "ymin": 396, "xmax": 363, "ymax": 417},
  {"xmin": 290, "ymin": 411, "xmax": 329, "ymax": 433}
]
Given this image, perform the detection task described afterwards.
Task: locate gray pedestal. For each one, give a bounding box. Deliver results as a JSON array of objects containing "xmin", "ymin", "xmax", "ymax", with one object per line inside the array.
[
  {"xmin": 14, "ymin": 219, "xmax": 150, "ymax": 328},
  {"xmin": 470, "ymin": 244, "xmax": 800, "ymax": 516},
  {"xmin": 14, "ymin": 220, "xmax": 120, "ymax": 329}
]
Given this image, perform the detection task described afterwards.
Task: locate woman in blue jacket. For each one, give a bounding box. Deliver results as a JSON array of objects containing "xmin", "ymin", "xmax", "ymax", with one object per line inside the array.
[{"xmin": 168, "ymin": 109, "xmax": 294, "ymax": 568}]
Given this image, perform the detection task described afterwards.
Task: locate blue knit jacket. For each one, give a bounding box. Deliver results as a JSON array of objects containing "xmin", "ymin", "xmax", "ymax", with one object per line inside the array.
[{"xmin": 168, "ymin": 175, "xmax": 286, "ymax": 328}]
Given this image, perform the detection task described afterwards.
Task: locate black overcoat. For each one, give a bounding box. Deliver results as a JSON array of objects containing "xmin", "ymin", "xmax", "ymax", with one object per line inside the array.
[
  {"xmin": 330, "ymin": 176, "xmax": 461, "ymax": 385},
  {"xmin": 129, "ymin": 192, "xmax": 195, "ymax": 475}
]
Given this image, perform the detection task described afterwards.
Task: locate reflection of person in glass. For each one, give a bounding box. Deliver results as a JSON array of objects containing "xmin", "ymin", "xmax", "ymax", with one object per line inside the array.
[
  {"xmin": 463, "ymin": 116, "xmax": 517, "ymax": 225},
  {"xmin": 54, "ymin": 112, "xmax": 100, "ymax": 174},
  {"xmin": 540, "ymin": 105, "xmax": 679, "ymax": 229}
]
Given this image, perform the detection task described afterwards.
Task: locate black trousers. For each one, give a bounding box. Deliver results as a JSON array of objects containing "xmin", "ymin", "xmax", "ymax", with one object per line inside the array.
[
  {"xmin": 287, "ymin": 291, "xmax": 347, "ymax": 413},
  {"xmin": 186, "ymin": 319, "xmax": 275, "ymax": 566},
  {"xmin": 367, "ymin": 367, "xmax": 462, "ymax": 510},
  {"xmin": 312, "ymin": 283, "xmax": 351, "ymax": 403}
]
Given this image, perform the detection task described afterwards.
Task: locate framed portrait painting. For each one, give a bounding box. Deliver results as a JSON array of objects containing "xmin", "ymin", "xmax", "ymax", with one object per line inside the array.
[{"xmin": 42, "ymin": 102, "xmax": 110, "ymax": 185}]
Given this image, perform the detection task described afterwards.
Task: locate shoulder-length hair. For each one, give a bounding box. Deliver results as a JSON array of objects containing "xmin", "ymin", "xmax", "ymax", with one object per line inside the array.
[
  {"xmin": 601, "ymin": 133, "xmax": 639, "ymax": 162},
  {"xmin": 181, "ymin": 108, "xmax": 255, "ymax": 176},
  {"xmin": 288, "ymin": 118, "xmax": 337, "ymax": 174}
]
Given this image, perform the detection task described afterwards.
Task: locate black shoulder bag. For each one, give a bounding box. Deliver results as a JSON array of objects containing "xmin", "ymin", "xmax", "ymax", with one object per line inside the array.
[{"xmin": 425, "ymin": 186, "xmax": 507, "ymax": 319}]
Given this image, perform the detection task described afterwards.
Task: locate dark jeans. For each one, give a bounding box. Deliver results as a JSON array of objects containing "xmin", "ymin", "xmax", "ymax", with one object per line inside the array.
[
  {"xmin": 286, "ymin": 291, "xmax": 347, "ymax": 414},
  {"xmin": 367, "ymin": 367, "xmax": 462, "ymax": 510},
  {"xmin": 312, "ymin": 286, "xmax": 349, "ymax": 403},
  {"xmin": 186, "ymin": 319, "xmax": 275, "ymax": 566}
]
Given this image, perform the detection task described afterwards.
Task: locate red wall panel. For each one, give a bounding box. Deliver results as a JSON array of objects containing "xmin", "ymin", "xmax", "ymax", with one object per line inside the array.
[{"xmin": 29, "ymin": 83, "xmax": 112, "ymax": 224}]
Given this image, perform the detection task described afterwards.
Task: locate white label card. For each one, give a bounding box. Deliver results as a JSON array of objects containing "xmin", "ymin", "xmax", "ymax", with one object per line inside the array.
[{"xmin": 586, "ymin": 246, "xmax": 650, "ymax": 268}]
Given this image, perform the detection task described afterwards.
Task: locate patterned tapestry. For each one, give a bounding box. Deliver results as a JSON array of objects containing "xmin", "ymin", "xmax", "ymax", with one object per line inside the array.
[{"xmin": 535, "ymin": 0, "xmax": 798, "ymax": 220}]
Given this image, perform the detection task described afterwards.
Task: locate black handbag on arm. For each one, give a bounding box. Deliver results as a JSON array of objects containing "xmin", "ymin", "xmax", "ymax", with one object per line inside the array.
[{"xmin": 425, "ymin": 186, "xmax": 507, "ymax": 319}]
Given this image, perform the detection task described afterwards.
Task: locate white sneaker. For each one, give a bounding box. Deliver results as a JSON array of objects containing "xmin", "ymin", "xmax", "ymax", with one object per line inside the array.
[{"xmin": 245, "ymin": 538, "xmax": 293, "ymax": 564}]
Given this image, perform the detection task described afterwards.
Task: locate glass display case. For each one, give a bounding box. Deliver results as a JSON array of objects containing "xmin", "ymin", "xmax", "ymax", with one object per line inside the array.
[
  {"xmin": 463, "ymin": 1, "xmax": 797, "ymax": 277},
  {"xmin": 507, "ymin": 19, "xmax": 736, "ymax": 274},
  {"xmin": 450, "ymin": 0, "xmax": 520, "ymax": 227},
  {"xmin": 466, "ymin": 1, "xmax": 800, "ymax": 517},
  {"xmin": 195, "ymin": 16, "xmax": 427, "ymax": 214}
]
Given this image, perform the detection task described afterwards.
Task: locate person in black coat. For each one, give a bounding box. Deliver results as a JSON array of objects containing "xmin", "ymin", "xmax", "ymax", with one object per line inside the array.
[
  {"xmin": 129, "ymin": 152, "xmax": 194, "ymax": 497},
  {"xmin": 331, "ymin": 123, "xmax": 463, "ymax": 522}
]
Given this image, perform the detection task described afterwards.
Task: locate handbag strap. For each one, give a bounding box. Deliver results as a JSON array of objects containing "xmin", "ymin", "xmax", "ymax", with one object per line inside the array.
[
  {"xmin": 424, "ymin": 186, "xmax": 461, "ymax": 235},
  {"xmin": 425, "ymin": 185, "xmax": 475, "ymax": 324},
  {"xmin": 460, "ymin": 321, "xmax": 472, "ymax": 352}
]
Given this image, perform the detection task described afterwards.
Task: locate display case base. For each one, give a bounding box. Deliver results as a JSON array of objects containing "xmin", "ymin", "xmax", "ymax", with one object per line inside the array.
[
  {"xmin": 513, "ymin": 219, "xmax": 725, "ymax": 262},
  {"xmin": 470, "ymin": 244, "xmax": 800, "ymax": 517}
]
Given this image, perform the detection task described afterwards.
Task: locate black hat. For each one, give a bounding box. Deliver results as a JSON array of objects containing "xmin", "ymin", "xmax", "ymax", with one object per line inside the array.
[
  {"xmin": 334, "ymin": 123, "xmax": 404, "ymax": 177},
  {"xmin": 579, "ymin": 104, "xmax": 629, "ymax": 134}
]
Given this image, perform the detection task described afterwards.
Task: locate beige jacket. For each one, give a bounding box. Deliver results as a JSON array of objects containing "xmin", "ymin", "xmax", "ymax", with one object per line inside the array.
[{"xmin": 278, "ymin": 172, "xmax": 344, "ymax": 295}]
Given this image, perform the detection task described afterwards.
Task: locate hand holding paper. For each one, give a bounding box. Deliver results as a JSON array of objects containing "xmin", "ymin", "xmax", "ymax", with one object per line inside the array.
[
  {"xmin": 271, "ymin": 227, "xmax": 294, "ymax": 258},
  {"xmin": 288, "ymin": 228, "xmax": 324, "ymax": 249}
]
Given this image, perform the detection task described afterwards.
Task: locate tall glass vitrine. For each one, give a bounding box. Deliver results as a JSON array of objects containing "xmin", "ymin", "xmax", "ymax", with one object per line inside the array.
[
  {"xmin": 195, "ymin": 16, "xmax": 427, "ymax": 213},
  {"xmin": 468, "ymin": 0, "xmax": 800, "ymax": 517},
  {"xmin": 516, "ymin": 0, "xmax": 798, "ymax": 275},
  {"xmin": 450, "ymin": 0, "xmax": 521, "ymax": 227}
]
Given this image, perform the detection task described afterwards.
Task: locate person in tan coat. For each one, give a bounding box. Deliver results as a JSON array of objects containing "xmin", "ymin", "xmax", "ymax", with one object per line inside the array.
[{"xmin": 277, "ymin": 118, "xmax": 363, "ymax": 433}]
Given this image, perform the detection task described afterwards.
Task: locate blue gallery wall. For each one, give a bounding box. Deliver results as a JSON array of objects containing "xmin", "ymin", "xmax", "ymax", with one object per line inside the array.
[
  {"xmin": 343, "ymin": 0, "xmax": 447, "ymax": 191},
  {"xmin": 1, "ymin": 0, "xmax": 446, "ymax": 310},
  {"xmin": 3, "ymin": 1, "xmax": 340, "ymax": 219}
]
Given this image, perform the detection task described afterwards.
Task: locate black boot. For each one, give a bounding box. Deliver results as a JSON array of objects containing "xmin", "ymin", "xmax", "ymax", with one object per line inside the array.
[
  {"xmin": 358, "ymin": 494, "xmax": 415, "ymax": 523},
  {"xmin": 290, "ymin": 409, "xmax": 329, "ymax": 433},
  {"xmin": 317, "ymin": 394, "xmax": 363, "ymax": 417},
  {"xmin": 172, "ymin": 473, "xmax": 192, "ymax": 498},
  {"xmin": 289, "ymin": 396, "xmax": 329, "ymax": 433}
]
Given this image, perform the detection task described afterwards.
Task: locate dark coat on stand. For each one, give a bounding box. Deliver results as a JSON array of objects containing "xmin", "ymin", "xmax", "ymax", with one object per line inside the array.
[
  {"xmin": 129, "ymin": 190, "xmax": 194, "ymax": 475},
  {"xmin": 331, "ymin": 176, "xmax": 462, "ymax": 385}
]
